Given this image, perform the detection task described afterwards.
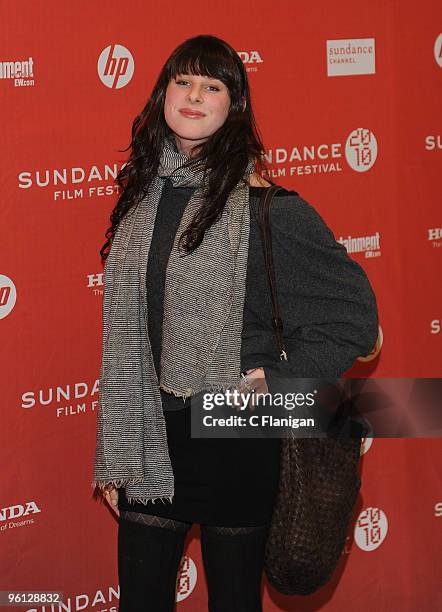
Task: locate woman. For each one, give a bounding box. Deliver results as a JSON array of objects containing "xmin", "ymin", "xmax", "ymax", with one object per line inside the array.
[{"xmin": 93, "ymin": 34, "xmax": 379, "ymax": 611}]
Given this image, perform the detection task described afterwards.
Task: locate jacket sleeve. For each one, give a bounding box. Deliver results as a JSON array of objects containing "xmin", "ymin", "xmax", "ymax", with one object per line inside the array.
[{"xmin": 259, "ymin": 194, "xmax": 379, "ymax": 383}]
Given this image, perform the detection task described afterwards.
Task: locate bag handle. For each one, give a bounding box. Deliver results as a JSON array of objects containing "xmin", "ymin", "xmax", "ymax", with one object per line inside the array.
[{"xmin": 258, "ymin": 185, "xmax": 289, "ymax": 362}]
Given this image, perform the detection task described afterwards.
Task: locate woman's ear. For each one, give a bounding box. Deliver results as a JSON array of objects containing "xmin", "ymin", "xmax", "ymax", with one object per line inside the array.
[{"xmin": 242, "ymin": 97, "xmax": 247, "ymax": 111}]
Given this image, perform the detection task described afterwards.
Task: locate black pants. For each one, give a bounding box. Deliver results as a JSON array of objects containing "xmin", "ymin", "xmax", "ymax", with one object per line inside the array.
[{"xmin": 117, "ymin": 511, "xmax": 270, "ymax": 611}]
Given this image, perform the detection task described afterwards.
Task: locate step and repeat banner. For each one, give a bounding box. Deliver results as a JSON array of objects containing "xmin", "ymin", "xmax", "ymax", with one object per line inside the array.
[{"xmin": 1, "ymin": 1, "xmax": 441, "ymax": 610}]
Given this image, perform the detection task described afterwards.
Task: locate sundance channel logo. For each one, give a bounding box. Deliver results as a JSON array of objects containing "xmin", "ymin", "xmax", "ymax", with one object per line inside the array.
[{"xmin": 327, "ymin": 38, "xmax": 376, "ymax": 77}]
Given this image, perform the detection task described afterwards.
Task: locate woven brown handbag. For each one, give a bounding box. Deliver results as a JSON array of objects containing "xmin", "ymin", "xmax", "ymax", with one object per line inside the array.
[{"xmin": 257, "ymin": 185, "xmax": 363, "ymax": 596}]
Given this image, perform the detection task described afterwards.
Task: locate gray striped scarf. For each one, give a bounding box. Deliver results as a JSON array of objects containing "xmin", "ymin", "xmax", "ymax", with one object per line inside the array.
[{"xmin": 92, "ymin": 134, "xmax": 255, "ymax": 505}]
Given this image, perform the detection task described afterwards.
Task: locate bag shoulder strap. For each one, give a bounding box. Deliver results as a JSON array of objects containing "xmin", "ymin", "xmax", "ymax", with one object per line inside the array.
[{"xmin": 258, "ymin": 185, "xmax": 289, "ymax": 362}]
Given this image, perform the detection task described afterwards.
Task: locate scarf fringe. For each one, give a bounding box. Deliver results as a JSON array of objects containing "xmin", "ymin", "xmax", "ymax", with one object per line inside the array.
[
  {"xmin": 92, "ymin": 479, "xmax": 174, "ymax": 505},
  {"xmin": 92, "ymin": 477, "xmax": 144, "ymax": 490},
  {"xmin": 159, "ymin": 382, "xmax": 190, "ymax": 401},
  {"xmin": 126, "ymin": 495, "xmax": 174, "ymax": 505},
  {"xmin": 203, "ymin": 381, "xmax": 239, "ymax": 394}
]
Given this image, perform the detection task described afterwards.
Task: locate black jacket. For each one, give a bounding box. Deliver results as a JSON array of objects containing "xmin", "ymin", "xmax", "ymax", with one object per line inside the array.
[{"xmin": 242, "ymin": 188, "xmax": 379, "ymax": 381}]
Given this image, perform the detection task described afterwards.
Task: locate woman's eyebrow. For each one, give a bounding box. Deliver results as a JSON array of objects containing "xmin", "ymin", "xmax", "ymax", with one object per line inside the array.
[{"xmin": 178, "ymin": 73, "xmax": 221, "ymax": 82}]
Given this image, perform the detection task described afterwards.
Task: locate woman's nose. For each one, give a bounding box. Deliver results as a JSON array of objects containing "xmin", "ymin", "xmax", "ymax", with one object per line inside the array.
[{"xmin": 186, "ymin": 86, "xmax": 203, "ymax": 103}]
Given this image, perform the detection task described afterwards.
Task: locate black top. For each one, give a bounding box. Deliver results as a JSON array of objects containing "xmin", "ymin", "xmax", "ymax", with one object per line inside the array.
[{"xmin": 146, "ymin": 178, "xmax": 379, "ymax": 411}]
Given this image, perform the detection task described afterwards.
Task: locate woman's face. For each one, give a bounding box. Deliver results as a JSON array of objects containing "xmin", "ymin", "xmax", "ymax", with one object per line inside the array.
[{"xmin": 164, "ymin": 73, "xmax": 231, "ymax": 157}]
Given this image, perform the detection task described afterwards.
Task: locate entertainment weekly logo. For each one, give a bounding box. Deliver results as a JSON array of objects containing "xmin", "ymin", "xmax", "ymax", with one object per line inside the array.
[
  {"xmin": 265, "ymin": 127, "xmax": 378, "ymax": 179},
  {"xmin": 338, "ymin": 231, "xmax": 381, "ymax": 258},
  {"xmin": 0, "ymin": 56, "xmax": 35, "ymax": 87}
]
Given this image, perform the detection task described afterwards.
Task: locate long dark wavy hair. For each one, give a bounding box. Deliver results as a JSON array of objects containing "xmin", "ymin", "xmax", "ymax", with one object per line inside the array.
[{"xmin": 100, "ymin": 34, "xmax": 273, "ymax": 262}]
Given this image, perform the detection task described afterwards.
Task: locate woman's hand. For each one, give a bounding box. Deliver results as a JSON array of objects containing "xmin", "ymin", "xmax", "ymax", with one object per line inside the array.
[
  {"xmin": 247, "ymin": 367, "xmax": 269, "ymax": 410},
  {"xmin": 102, "ymin": 485, "xmax": 120, "ymax": 517},
  {"xmin": 235, "ymin": 367, "xmax": 269, "ymax": 411}
]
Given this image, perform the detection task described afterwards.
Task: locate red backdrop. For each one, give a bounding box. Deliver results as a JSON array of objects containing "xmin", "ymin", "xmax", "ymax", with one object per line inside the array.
[{"xmin": 1, "ymin": 1, "xmax": 441, "ymax": 610}]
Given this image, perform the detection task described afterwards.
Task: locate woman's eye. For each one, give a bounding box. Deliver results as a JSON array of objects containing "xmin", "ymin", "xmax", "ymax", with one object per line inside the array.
[{"xmin": 175, "ymin": 79, "xmax": 220, "ymax": 92}]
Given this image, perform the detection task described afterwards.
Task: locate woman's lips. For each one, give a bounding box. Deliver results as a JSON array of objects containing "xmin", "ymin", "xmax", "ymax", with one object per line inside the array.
[{"xmin": 179, "ymin": 109, "xmax": 206, "ymax": 119}]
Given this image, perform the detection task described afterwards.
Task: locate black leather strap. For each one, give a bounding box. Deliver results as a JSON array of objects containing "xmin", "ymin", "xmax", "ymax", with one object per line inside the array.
[{"xmin": 258, "ymin": 185, "xmax": 289, "ymax": 362}]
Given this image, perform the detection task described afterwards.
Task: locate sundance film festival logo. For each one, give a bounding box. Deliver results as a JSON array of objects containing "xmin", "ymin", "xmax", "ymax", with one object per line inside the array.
[
  {"xmin": 424, "ymin": 135, "xmax": 441, "ymax": 150},
  {"xmin": 264, "ymin": 127, "xmax": 378, "ymax": 178},
  {"xmin": 18, "ymin": 162, "xmax": 124, "ymax": 202},
  {"xmin": 345, "ymin": 128, "xmax": 377, "ymax": 172},
  {"xmin": 0, "ymin": 275, "xmax": 16, "ymax": 319},
  {"xmin": 25, "ymin": 586, "xmax": 119, "ymax": 611},
  {"xmin": 360, "ymin": 436, "xmax": 374, "ymax": 454},
  {"xmin": 176, "ymin": 555, "xmax": 197, "ymax": 602},
  {"xmin": 434, "ymin": 33, "xmax": 442, "ymax": 67},
  {"xmin": 354, "ymin": 507, "xmax": 388, "ymax": 551},
  {"xmin": 22, "ymin": 380, "xmax": 99, "ymax": 417},
  {"xmin": 430, "ymin": 320, "xmax": 441, "ymax": 335},
  {"xmin": 98, "ymin": 44, "xmax": 134, "ymax": 89}
]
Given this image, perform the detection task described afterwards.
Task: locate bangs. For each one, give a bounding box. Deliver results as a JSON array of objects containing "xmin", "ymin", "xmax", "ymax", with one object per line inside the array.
[{"xmin": 167, "ymin": 47, "xmax": 234, "ymax": 85}]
